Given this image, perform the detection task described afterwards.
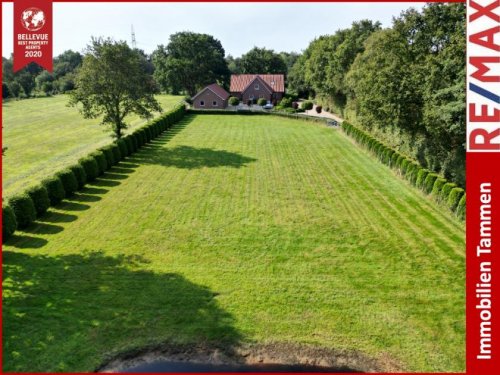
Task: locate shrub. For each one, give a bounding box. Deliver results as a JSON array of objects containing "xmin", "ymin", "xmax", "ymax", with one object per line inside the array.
[
  {"xmin": 26, "ymin": 184, "xmax": 50, "ymax": 216},
  {"xmin": 406, "ymin": 163, "xmax": 420, "ymax": 185},
  {"xmin": 89, "ymin": 151, "xmax": 107, "ymax": 175},
  {"xmin": 9, "ymin": 194, "xmax": 36, "ymax": 228},
  {"xmin": 117, "ymin": 139, "xmax": 129, "ymax": 157},
  {"xmin": 69, "ymin": 164, "xmax": 88, "ymax": 189},
  {"xmin": 228, "ymin": 96, "xmax": 239, "ymax": 106},
  {"xmin": 42, "ymin": 176, "xmax": 66, "ymax": 205},
  {"xmin": 2, "ymin": 204, "xmax": 17, "ymax": 240},
  {"xmin": 440, "ymin": 182, "xmax": 457, "ymax": 202},
  {"xmin": 79, "ymin": 157, "xmax": 99, "ymax": 182},
  {"xmin": 144, "ymin": 127, "xmax": 153, "ymax": 142},
  {"xmin": 184, "ymin": 95, "xmax": 193, "ymax": 105},
  {"xmin": 416, "ymin": 169, "xmax": 430, "ymax": 189},
  {"xmin": 423, "ymin": 173, "xmax": 439, "ymax": 194},
  {"xmin": 124, "ymin": 135, "xmax": 136, "ymax": 154},
  {"xmin": 301, "ymin": 101, "xmax": 313, "ymax": 110},
  {"xmin": 456, "ymin": 194, "xmax": 466, "ymax": 220},
  {"xmin": 431, "ymin": 178, "xmax": 447, "ymax": 198},
  {"xmin": 56, "ymin": 169, "xmax": 78, "ymax": 196},
  {"xmin": 447, "ymin": 187, "xmax": 465, "ymax": 212},
  {"xmin": 247, "ymin": 99, "xmax": 253, "ymax": 106},
  {"xmin": 292, "ymin": 102, "xmax": 299, "ymax": 109},
  {"xmin": 315, "ymin": 105, "xmax": 322, "ymax": 114},
  {"xmin": 100, "ymin": 146, "xmax": 115, "ymax": 167},
  {"xmin": 133, "ymin": 131, "xmax": 144, "ymax": 147},
  {"xmin": 257, "ymin": 98, "xmax": 267, "ymax": 106},
  {"xmin": 279, "ymin": 97, "xmax": 292, "ymax": 108},
  {"xmin": 110, "ymin": 143, "xmax": 122, "ymax": 163},
  {"xmin": 392, "ymin": 153, "xmax": 401, "ymax": 168}
]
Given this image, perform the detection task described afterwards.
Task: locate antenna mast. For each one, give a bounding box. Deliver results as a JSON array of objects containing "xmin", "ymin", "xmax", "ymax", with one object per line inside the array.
[{"xmin": 131, "ymin": 24, "xmax": 137, "ymax": 49}]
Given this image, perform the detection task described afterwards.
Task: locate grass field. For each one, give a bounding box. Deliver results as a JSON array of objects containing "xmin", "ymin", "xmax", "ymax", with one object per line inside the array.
[
  {"xmin": 2, "ymin": 94, "xmax": 182, "ymax": 197},
  {"xmin": 2, "ymin": 114, "xmax": 465, "ymax": 372}
]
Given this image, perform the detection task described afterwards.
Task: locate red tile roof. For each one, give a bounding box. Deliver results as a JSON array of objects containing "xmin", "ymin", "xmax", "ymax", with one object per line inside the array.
[
  {"xmin": 230, "ymin": 74, "xmax": 285, "ymax": 93},
  {"xmin": 193, "ymin": 83, "xmax": 230, "ymax": 100}
]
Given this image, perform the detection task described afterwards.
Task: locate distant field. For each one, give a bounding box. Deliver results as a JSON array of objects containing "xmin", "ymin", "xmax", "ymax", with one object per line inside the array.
[
  {"xmin": 2, "ymin": 94, "xmax": 182, "ymax": 196},
  {"xmin": 3, "ymin": 114, "xmax": 465, "ymax": 372}
]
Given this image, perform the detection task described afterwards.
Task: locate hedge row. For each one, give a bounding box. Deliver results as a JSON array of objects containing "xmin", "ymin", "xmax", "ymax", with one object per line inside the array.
[
  {"xmin": 3, "ymin": 104, "xmax": 186, "ymax": 240},
  {"xmin": 342, "ymin": 121, "xmax": 465, "ymax": 220}
]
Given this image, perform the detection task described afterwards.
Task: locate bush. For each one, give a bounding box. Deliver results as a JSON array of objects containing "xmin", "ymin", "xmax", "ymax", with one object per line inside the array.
[
  {"xmin": 228, "ymin": 96, "xmax": 239, "ymax": 106},
  {"xmin": 315, "ymin": 105, "xmax": 322, "ymax": 114},
  {"xmin": 456, "ymin": 194, "xmax": 466, "ymax": 220},
  {"xmin": 301, "ymin": 101, "xmax": 313, "ymax": 110},
  {"xmin": 69, "ymin": 164, "xmax": 87, "ymax": 189},
  {"xmin": 423, "ymin": 173, "xmax": 439, "ymax": 194},
  {"xmin": 100, "ymin": 146, "xmax": 115, "ymax": 167},
  {"xmin": 117, "ymin": 139, "xmax": 129, "ymax": 157},
  {"xmin": 26, "ymin": 184, "xmax": 50, "ymax": 216},
  {"xmin": 2, "ymin": 204, "xmax": 17, "ymax": 240},
  {"xmin": 431, "ymin": 178, "xmax": 447, "ymax": 198},
  {"xmin": 440, "ymin": 182, "xmax": 457, "ymax": 202},
  {"xmin": 247, "ymin": 99, "xmax": 253, "ymax": 106},
  {"xmin": 416, "ymin": 169, "xmax": 430, "ymax": 189},
  {"xmin": 405, "ymin": 163, "xmax": 420, "ymax": 185},
  {"xmin": 133, "ymin": 131, "xmax": 144, "ymax": 148},
  {"xmin": 42, "ymin": 176, "xmax": 66, "ymax": 205},
  {"xmin": 90, "ymin": 151, "xmax": 108, "ymax": 175},
  {"xmin": 56, "ymin": 169, "xmax": 78, "ymax": 196},
  {"xmin": 292, "ymin": 102, "xmax": 299, "ymax": 109},
  {"xmin": 447, "ymin": 187, "xmax": 465, "ymax": 212},
  {"xmin": 110, "ymin": 143, "xmax": 122, "ymax": 163},
  {"xmin": 124, "ymin": 135, "xmax": 136, "ymax": 154},
  {"xmin": 257, "ymin": 98, "xmax": 267, "ymax": 106},
  {"xmin": 9, "ymin": 194, "xmax": 36, "ymax": 228},
  {"xmin": 79, "ymin": 156, "xmax": 99, "ymax": 182}
]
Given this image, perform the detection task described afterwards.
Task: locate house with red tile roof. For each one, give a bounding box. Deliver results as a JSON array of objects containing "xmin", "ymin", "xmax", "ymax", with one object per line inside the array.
[
  {"xmin": 230, "ymin": 74, "xmax": 285, "ymax": 104},
  {"xmin": 192, "ymin": 83, "xmax": 230, "ymax": 109}
]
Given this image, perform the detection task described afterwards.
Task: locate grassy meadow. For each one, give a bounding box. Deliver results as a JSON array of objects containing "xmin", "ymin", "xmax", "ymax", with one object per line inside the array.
[
  {"xmin": 2, "ymin": 114, "xmax": 465, "ymax": 372},
  {"xmin": 2, "ymin": 94, "xmax": 182, "ymax": 197}
]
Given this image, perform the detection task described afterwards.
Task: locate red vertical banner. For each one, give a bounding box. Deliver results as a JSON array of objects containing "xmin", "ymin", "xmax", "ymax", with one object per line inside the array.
[
  {"xmin": 466, "ymin": 152, "xmax": 500, "ymax": 375},
  {"xmin": 13, "ymin": 0, "xmax": 53, "ymax": 72}
]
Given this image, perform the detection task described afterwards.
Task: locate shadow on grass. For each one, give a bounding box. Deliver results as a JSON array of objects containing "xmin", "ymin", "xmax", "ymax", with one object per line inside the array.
[
  {"xmin": 2, "ymin": 250, "xmax": 242, "ymax": 372},
  {"xmin": 128, "ymin": 144, "xmax": 257, "ymax": 170}
]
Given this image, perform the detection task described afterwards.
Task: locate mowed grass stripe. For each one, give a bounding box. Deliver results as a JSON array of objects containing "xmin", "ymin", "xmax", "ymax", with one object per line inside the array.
[{"xmin": 3, "ymin": 114, "xmax": 464, "ymax": 372}]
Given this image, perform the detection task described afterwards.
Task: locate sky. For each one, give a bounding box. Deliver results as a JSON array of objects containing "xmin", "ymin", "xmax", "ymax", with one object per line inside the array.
[{"xmin": 2, "ymin": 2, "xmax": 423, "ymax": 58}]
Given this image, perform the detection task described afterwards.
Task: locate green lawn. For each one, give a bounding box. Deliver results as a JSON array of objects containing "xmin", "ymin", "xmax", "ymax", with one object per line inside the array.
[
  {"xmin": 2, "ymin": 94, "xmax": 182, "ymax": 197},
  {"xmin": 2, "ymin": 114, "xmax": 465, "ymax": 372}
]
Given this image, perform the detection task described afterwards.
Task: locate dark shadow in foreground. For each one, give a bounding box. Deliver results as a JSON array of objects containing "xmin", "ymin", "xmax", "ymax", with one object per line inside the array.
[{"xmin": 2, "ymin": 250, "xmax": 242, "ymax": 372}]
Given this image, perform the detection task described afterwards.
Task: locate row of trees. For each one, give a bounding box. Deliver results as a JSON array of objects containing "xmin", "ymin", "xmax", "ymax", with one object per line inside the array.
[
  {"xmin": 2, "ymin": 50, "xmax": 83, "ymax": 98},
  {"xmin": 288, "ymin": 3, "xmax": 466, "ymax": 186}
]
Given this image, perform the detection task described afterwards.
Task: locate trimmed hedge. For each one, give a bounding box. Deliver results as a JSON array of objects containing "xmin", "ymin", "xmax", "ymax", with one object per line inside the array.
[
  {"xmin": 110, "ymin": 143, "xmax": 122, "ymax": 164},
  {"xmin": 69, "ymin": 164, "xmax": 87, "ymax": 189},
  {"xmin": 2, "ymin": 204, "xmax": 17, "ymax": 240},
  {"xmin": 9, "ymin": 194, "xmax": 36, "ymax": 228},
  {"xmin": 341, "ymin": 121, "xmax": 465, "ymax": 219},
  {"xmin": 431, "ymin": 178, "xmax": 447, "ymax": 198},
  {"xmin": 423, "ymin": 173, "xmax": 439, "ymax": 194},
  {"xmin": 79, "ymin": 156, "xmax": 99, "ymax": 181},
  {"xmin": 117, "ymin": 139, "xmax": 129, "ymax": 157},
  {"xmin": 90, "ymin": 151, "xmax": 108, "ymax": 175},
  {"xmin": 42, "ymin": 176, "xmax": 66, "ymax": 205},
  {"xmin": 448, "ymin": 187, "xmax": 465, "ymax": 212},
  {"xmin": 457, "ymin": 194, "xmax": 466, "ymax": 220},
  {"xmin": 301, "ymin": 101, "xmax": 313, "ymax": 110},
  {"xmin": 3, "ymin": 103, "xmax": 187, "ymax": 239},
  {"xmin": 26, "ymin": 184, "xmax": 51, "ymax": 216},
  {"xmin": 56, "ymin": 169, "xmax": 78, "ymax": 196},
  {"xmin": 100, "ymin": 146, "xmax": 116, "ymax": 167},
  {"xmin": 440, "ymin": 182, "xmax": 457, "ymax": 203}
]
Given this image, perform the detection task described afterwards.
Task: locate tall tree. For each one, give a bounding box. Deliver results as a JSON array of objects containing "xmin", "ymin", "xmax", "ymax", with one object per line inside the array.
[
  {"xmin": 69, "ymin": 37, "xmax": 161, "ymax": 139},
  {"xmin": 238, "ymin": 47, "xmax": 287, "ymax": 74},
  {"xmin": 152, "ymin": 32, "xmax": 229, "ymax": 96}
]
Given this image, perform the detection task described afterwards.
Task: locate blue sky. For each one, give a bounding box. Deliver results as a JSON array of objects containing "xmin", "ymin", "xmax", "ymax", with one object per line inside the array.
[{"xmin": 2, "ymin": 2, "xmax": 423, "ymax": 58}]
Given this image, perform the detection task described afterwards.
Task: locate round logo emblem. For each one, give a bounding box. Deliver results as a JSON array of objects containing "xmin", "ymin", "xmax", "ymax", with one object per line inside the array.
[{"xmin": 21, "ymin": 8, "xmax": 46, "ymax": 32}]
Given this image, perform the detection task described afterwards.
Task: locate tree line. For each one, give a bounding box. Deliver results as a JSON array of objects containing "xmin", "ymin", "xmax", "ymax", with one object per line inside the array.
[
  {"xmin": 2, "ymin": 2, "xmax": 465, "ymax": 185},
  {"xmin": 288, "ymin": 3, "xmax": 466, "ymax": 186}
]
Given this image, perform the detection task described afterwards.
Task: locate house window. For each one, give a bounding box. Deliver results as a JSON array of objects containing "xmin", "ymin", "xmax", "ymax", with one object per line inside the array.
[
  {"xmin": 271, "ymin": 81, "xmax": 275, "ymax": 86},
  {"xmin": 200, "ymin": 100, "xmax": 205, "ymax": 106},
  {"xmin": 212, "ymin": 101, "xmax": 218, "ymax": 106},
  {"xmin": 254, "ymin": 84, "xmax": 260, "ymax": 90}
]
